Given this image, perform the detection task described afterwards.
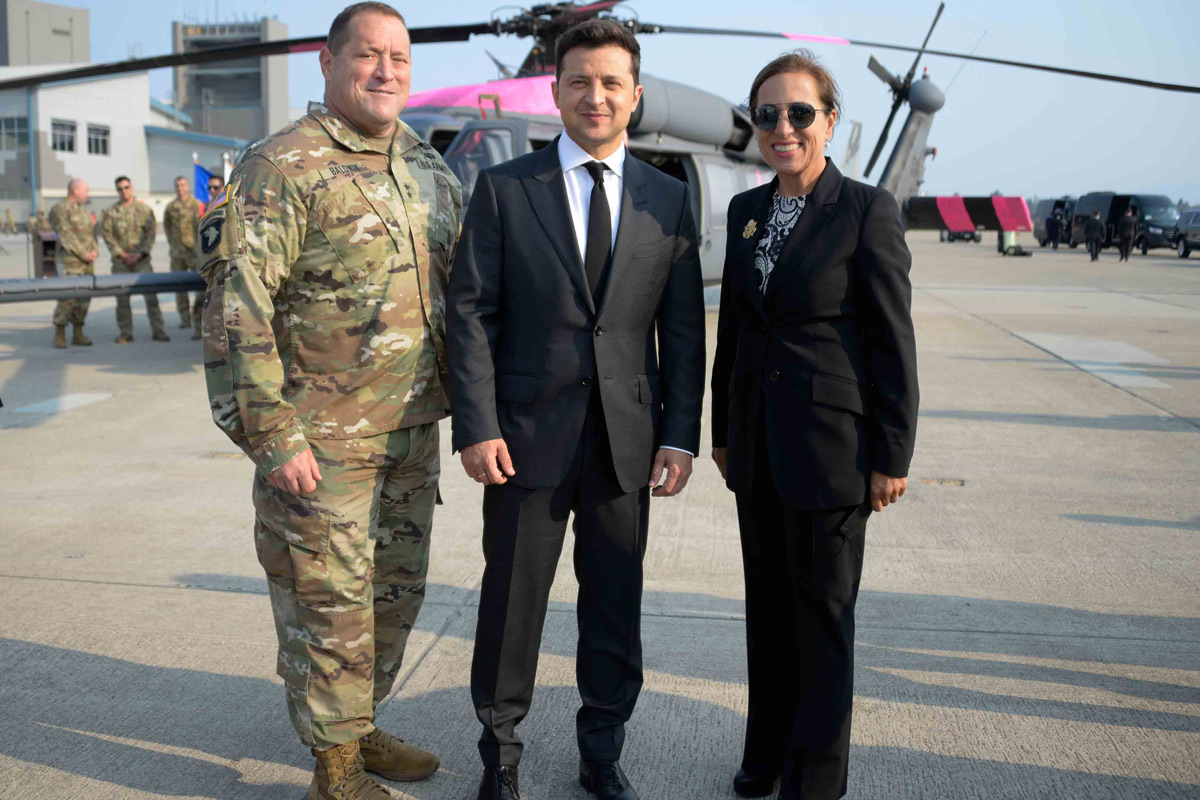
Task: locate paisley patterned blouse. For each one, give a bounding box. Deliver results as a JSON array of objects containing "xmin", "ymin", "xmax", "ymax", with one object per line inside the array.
[{"xmin": 753, "ymin": 192, "xmax": 806, "ymax": 294}]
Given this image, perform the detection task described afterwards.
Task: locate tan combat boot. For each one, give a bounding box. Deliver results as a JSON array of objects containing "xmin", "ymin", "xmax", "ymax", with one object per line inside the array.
[
  {"xmin": 359, "ymin": 727, "xmax": 439, "ymax": 782},
  {"xmin": 310, "ymin": 740, "xmax": 393, "ymax": 800},
  {"xmin": 72, "ymin": 324, "xmax": 92, "ymax": 346},
  {"xmin": 152, "ymin": 329, "xmax": 171, "ymax": 342},
  {"xmin": 53, "ymin": 325, "xmax": 67, "ymax": 348}
]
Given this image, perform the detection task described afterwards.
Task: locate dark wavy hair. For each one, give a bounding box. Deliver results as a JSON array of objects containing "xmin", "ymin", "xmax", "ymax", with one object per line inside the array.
[
  {"xmin": 555, "ymin": 20, "xmax": 641, "ymax": 85},
  {"xmin": 749, "ymin": 49, "xmax": 842, "ymax": 115}
]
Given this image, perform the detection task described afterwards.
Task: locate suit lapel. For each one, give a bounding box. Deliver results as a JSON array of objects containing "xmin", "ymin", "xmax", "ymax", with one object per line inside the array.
[
  {"xmin": 734, "ymin": 181, "xmax": 776, "ymax": 322},
  {"xmin": 763, "ymin": 160, "xmax": 843, "ymax": 301},
  {"xmin": 520, "ymin": 138, "xmax": 595, "ymax": 314},
  {"xmin": 595, "ymin": 154, "xmax": 653, "ymax": 316}
]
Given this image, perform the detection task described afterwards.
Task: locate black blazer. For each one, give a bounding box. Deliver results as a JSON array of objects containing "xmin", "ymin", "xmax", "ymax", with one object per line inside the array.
[
  {"xmin": 711, "ymin": 160, "xmax": 918, "ymax": 510},
  {"xmin": 447, "ymin": 139, "xmax": 706, "ymax": 493}
]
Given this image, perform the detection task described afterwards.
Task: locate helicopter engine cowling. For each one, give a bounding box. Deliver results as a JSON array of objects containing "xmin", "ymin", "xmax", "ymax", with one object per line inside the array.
[{"xmin": 630, "ymin": 74, "xmax": 752, "ymax": 150}]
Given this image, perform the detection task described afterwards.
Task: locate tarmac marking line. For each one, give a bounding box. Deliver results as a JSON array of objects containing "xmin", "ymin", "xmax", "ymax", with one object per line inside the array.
[
  {"xmin": 8, "ymin": 392, "xmax": 112, "ymax": 415},
  {"xmin": 914, "ymin": 287, "xmax": 1200, "ymax": 432},
  {"xmin": 862, "ymin": 645, "xmax": 1200, "ymax": 687}
]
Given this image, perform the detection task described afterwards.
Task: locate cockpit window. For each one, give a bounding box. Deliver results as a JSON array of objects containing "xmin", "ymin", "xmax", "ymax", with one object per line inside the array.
[{"xmin": 444, "ymin": 128, "xmax": 516, "ymax": 208}]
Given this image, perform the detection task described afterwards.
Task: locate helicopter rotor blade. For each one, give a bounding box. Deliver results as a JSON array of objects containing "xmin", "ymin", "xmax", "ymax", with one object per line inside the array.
[
  {"xmin": 863, "ymin": 97, "xmax": 903, "ymax": 179},
  {"xmin": 868, "ymin": 55, "xmax": 903, "ymax": 92},
  {"xmin": 633, "ymin": 22, "xmax": 1200, "ymax": 94},
  {"xmin": 0, "ymin": 22, "xmax": 498, "ymax": 92},
  {"xmin": 904, "ymin": 2, "xmax": 945, "ymax": 84}
]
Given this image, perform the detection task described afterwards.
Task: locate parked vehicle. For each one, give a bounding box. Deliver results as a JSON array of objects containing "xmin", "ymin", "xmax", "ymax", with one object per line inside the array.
[
  {"xmin": 1032, "ymin": 196, "xmax": 1075, "ymax": 246},
  {"xmin": 939, "ymin": 229, "xmax": 982, "ymax": 243},
  {"xmin": 1070, "ymin": 192, "xmax": 1179, "ymax": 253},
  {"xmin": 1173, "ymin": 208, "xmax": 1200, "ymax": 258}
]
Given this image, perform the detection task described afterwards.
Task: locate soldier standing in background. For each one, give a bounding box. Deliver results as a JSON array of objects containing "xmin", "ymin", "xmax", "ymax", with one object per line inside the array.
[
  {"xmin": 47, "ymin": 179, "xmax": 98, "ymax": 348},
  {"xmin": 206, "ymin": 174, "xmax": 224, "ymax": 207},
  {"xmin": 102, "ymin": 176, "xmax": 168, "ymax": 343},
  {"xmin": 163, "ymin": 175, "xmax": 204, "ymax": 339},
  {"xmin": 199, "ymin": 4, "xmax": 461, "ymax": 798},
  {"xmin": 3, "ymin": 207, "xmax": 14, "ymax": 234}
]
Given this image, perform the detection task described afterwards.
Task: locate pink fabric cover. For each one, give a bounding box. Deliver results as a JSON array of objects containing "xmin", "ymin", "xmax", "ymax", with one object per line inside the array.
[
  {"xmin": 407, "ymin": 75, "xmax": 559, "ymax": 117},
  {"xmin": 936, "ymin": 196, "xmax": 975, "ymax": 232},
  {"xmin": 992, "ymin": 196, "xmax": 1033, "ymax": 232}
]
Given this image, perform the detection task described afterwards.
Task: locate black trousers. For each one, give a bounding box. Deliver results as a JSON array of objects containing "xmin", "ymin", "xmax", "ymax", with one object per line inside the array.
[
  {"xmin": 471, "ymin": 395, "xmax": 650, "ymax": 767},
  {"xmin": 736, "ymin": 422, "xmax": 870, "ymax": 800},
  {"xmin": 1119, "ymin": 236, "xmax": 1133, "ymax": 260},
  {"xmin": 1088, "ymin": 238, "xmax": 1102, "ymax": 261}
]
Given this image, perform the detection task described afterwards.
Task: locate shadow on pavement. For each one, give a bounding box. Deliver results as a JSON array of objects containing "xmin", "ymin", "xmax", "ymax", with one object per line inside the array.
[
  {"xmin": 1064, "ymin": 514, "xmax": 1200, "ymax": 532},
  {"xmin": 2, "ymin": 636, "xmax": 1196, "ymax": 799}
]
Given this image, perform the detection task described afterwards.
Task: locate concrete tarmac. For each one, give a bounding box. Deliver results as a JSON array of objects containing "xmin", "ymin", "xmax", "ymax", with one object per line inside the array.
[{"xmin": 1, "ymin": 231, "xmax": 1198, "ymax": 799}]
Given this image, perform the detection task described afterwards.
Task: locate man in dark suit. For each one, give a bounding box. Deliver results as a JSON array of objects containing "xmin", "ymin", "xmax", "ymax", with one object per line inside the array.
[
  {"xmin": 446, "ymin": 19, "xmax": 705, "ymax": 800},
  {"xmin": 1086, "ymin": 210, "xmax": 1106, "ymax": 261},
  {"xmin": 1117, "ymin": 207, "xmax": 1138, "ymax": 261}
]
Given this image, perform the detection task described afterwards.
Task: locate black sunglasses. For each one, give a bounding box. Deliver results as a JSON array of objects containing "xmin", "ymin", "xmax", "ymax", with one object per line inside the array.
[{"xmin": 750, "ymin": 102, "xmax": 830, "ymax": 132}]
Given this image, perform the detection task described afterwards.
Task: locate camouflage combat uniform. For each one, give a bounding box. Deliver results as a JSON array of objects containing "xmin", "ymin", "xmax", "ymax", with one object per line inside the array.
[
  {"xmin": 3, "ymin": 208, "xmax": 14, "ymax": 234},
  {"xmin": 102, "ymin": 198, "xmax": 165, "ymax": 338},
  {"xmin": 163, "ymin": 195, "xmax": 205, "ymax": 331},
  {"xmin": 199, "ymin": 101, "xmax": 461, "ymax": 748},
  {"xmin": 47, "ymin": 200, "xmax": 97, "ymax": 326}
]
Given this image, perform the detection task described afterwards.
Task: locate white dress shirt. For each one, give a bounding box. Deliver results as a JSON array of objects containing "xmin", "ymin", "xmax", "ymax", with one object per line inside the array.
[
  {"xmin": 557, "ymin": 132, "xmax": 692, "ymax": 459},
  {"xmin": 558, "ymin": 131, "xmax": 624, "ymax": 262}
]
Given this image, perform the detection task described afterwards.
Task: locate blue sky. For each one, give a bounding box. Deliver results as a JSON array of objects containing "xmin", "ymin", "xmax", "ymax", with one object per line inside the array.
[{"xmin": 73, "ymin": 0, "xmax": 1200, "ymax": 202}]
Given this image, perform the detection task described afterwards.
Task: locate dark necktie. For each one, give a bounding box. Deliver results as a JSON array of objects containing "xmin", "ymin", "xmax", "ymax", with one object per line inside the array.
[{"xmin": 582, "ymin": 161, "xmax": 611, "ymax": 299}]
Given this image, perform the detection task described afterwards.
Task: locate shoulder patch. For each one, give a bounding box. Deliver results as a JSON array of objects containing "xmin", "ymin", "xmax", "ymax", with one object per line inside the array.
[
  {"xmin": 199, "ymin": 216, "xmax": 225, "ymax": 254},
  {"xmin": 204, "ymin": 184, "xmax": 232, "ymax": 217}
]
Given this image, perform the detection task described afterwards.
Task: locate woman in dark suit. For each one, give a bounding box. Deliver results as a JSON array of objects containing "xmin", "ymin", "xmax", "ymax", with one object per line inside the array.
[{"xmin": 711, "ymin": 51, "xmax": 919, "ymax": 800}]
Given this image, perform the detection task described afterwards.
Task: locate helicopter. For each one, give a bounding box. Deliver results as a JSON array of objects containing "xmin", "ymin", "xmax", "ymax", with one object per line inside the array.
[{"xmin": 2, "ymin": 0, "xmax": 1198, "ymax": 302}]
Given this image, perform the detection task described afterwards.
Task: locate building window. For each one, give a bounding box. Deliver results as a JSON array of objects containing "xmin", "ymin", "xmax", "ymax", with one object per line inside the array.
[
  {"xmin": 51, "ymin": 120, "xmax": 76, "ymax": 152},
  {"xmin": 87, "ymin": 124, "xmax": 110, "ymax": 155},
  {"xmin": 0, "ymin": 117, "xmax": 29, "ymax": 151}
]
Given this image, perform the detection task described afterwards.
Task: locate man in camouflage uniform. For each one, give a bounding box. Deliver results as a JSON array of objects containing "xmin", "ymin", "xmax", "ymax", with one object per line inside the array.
[
  {"xmin": 199, "ymin": 4, "xmax": 460, "ymax": 798},
  {"xmin": 101, "ymin": 176, "xmax": 168, "ymax": 343},
  {"xmin": 47, "ymin": 179, "xmax": 99, "ymax": 348},
  {"xmin": 163, "ymin": 175, "xmax": 204, "ymax": 339},
  {"xmin": 3, "ymin": 208, "xmax": 14, "ymax": 234}
]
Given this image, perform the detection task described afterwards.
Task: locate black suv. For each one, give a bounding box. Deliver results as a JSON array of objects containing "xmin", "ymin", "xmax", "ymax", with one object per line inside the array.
[{"xmin": 1174, "ymin": 208, "xmax": 1200, "ymax": 258}]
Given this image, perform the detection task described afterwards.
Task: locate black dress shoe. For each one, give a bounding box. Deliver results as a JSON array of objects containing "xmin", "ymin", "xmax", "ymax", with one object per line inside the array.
[
  {"xmin": 478, "ymin": 765, "xmax": 521, "ymax": 799},
  {"xmin": 579, "ymin": 759, "xmax": 638, "ymax": 800},
  {"xmin": 733, "ymin": 767, "xmax": 779, "ymax": 798}
]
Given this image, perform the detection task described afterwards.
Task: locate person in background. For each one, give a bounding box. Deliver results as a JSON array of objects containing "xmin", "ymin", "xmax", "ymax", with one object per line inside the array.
[
  {"xmin": 1117, "ymin": 207, "xmax": 1138, "ymax": 261},
  {"xmin": 1085, "ymin": 210, "xmax": 1105, "ymax": 262},
  {"xmin": 711, "ymin": 50, "xmax": 918, "ymax": 800},
  {"xmin": 163, "ymin": 176, "xmax": 205, "ymax": 339},
  {"xmin": 1047, "ymin": 210, "xmax": 1062, "ymax": 250},
  {"xmin": 47, "ymin": 179, "xmax": 98, "ymax": 348},
  {"xmin": 101, "ymin": 176, "xmax": 168, "ymax": 343}
]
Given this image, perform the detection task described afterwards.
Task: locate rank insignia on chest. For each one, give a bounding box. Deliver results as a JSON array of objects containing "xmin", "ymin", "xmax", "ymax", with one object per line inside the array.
[{"xmin": 200, "ymin": 217, "xmax": 225, "ymax": 254}]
